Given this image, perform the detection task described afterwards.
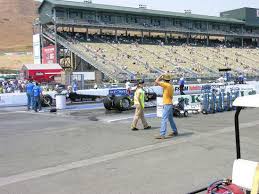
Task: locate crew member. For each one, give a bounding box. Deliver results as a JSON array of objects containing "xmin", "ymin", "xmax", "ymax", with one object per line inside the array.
[
  {"xmin": 131, "ymin": 80, "xmax": 151, "ymax": 131},
  {"xmin": 155, "ymin": 74, "xmax": 178, "ymax": 139},
  {"xmin": 125, "ymin": 80, "xmax": 131, "ymax": 95},
  {"xmin": 25, "ymin": 80, "xmax": 34, "ymax": 110},
  {"xmin": 33, "ymin": 82, "xmax": 42, "ymax": 112},
  {"xmin": 179, "ymin": 76, "xmax": 185, "ymax": 95}
]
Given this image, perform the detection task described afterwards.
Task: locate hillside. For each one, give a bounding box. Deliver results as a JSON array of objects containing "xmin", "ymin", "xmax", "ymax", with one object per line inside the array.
[{"xmin": 0, "ymin": 0, "xmax": 39, "ymax": 52}]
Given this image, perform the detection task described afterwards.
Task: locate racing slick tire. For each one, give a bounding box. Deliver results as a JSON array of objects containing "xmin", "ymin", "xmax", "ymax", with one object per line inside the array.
[
  {"xmin": 114, "ymin": 96, "xmax": 131, "ymax": 111},
  {"xmin": 41, "ymin": 95, "xmax": 53, "ymax": 107},
  {"xmin": 103, "ymin": 96, "xmax": 114, "ymax": 110},
  {"xmin": 184, "ymin": 111, "xmax": 189, "ymax": 117}
]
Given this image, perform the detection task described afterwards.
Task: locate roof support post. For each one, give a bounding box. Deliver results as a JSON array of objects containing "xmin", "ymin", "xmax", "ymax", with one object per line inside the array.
[
  {"xmin": 257, "ymin": 38, "xmax": 259, "ymax": 47},
  {"xmin": 100, "ymin": 28, "xmax": 103, "ymax": 35},
  {"xmin": 206, "ymin": 35, "xmax": 209, "ymax": 46},
  {"xmin": 86, "ymin": 28, "xmax": 89, "ymax": 40},
  {"xmin": 186, "ymin": 33, "xmax": 189, "ymax": 45},
  {"xmin": 224, "ymin": 35, "xmax": 227, "ymax": 46},
  {"xmin": 148, "ymin": 31, "xmax": 151, "ymax": 38},
  {"xmin": 165, "ymin": 32, "xmax": 168, "ymax": 44},
  {"xmin": 241, "ymin": 37, "xmax": 244, "ymax": 47},
  {"xmin": 40, "ymin": 24, "xmax": 44, "ymax": 63},
  {"xmin": 115, "ymin": 29, "xmax": 118, "ymax": 42},
  {"xmin": 54, "ymin": 8, "xmax": 58, "ymax": 64},
  {"xmin": 141, "ymin": 30, "xmax": 144, "ymax": 43},
  {"xmin": 125, "ymin": 29, "xmax": 128, "ymax": 36}
]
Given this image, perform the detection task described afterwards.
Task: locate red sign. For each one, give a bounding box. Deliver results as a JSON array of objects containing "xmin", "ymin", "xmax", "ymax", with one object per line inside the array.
[{"xmin": 42, "ymin": 45, "xmax": 56, "ymax": 64}]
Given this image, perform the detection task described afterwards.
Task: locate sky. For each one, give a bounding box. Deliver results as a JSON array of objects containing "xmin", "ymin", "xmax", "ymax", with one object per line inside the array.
[{"xmin": 62, "ymin": 0, "xmax": 259, "ymax": 16}]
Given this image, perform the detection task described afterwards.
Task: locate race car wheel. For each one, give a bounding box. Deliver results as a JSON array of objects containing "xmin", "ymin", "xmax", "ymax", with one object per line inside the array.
[
  {"xmin": 114, "ymin": 96, "xmax": 131, "ymax": 111},
  {"xmin": 41, "ymin": 95, "xmax": 53, "ymax": 107},
  {"xmin": 173, "ymin": 109, "xmax": 181, "ymax": 117},
  {"xmin": 103, "ymin": 97, "xmax": 113, "ymax": 110},
  {"xmin": 184, "ymin": 111, "xmax": 189, "ymax": 117}
]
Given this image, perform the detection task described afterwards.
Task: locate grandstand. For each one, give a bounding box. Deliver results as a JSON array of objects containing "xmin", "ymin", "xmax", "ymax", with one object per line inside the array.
[{"xmin": 38, "ymin": 0, "xmax": 259, "ymax": 83}]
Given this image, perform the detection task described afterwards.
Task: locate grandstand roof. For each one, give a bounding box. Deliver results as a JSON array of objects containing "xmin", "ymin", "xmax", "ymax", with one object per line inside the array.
[{"xmin": 39, "ymin": 0, "xmax": 245, "ymax": 24}]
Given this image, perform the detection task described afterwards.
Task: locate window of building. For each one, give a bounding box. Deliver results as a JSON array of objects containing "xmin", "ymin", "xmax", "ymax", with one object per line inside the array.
[{"xmin": 56, "ymin": 9, "xmax": 65, "ymax": 18}]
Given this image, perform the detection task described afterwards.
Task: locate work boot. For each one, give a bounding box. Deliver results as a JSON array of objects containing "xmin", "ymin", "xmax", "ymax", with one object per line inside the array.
[
  {"xmin": 144, "ymin": 126, "xmax": 151, "ymax": 130},
  {"xmin": 155, "ymin": 135, "xmax": 165, "ymax": 139},
  {"xmin": 131, "ymin": 127, "xmax": 139, "ymax": 131},
  {"xmin": 168, "ymin": 131, "xmax": 178, "ymax": 137}
]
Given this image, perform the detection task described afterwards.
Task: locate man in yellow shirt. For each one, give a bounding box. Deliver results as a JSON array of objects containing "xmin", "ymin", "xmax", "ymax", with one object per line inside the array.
[
  {"xmin": 131, "ymin": 80, "xmax": 151, "ymax": 131},
  {"xmin": 155, "ymin": 74, "xmax": 178, "ymax": 139}
]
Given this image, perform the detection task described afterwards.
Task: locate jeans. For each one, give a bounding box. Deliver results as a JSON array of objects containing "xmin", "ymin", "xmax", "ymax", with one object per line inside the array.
[
  {"xmin": 27, "ymin": 93, "xmax": 32, "ymax": 110},
  {"xmin": 33, "ymin": 96, "xmax": 42, "ymax": 112},
  {"xmin": 160, "ymin": 104, "xmax": 178, "ymax": 136}
]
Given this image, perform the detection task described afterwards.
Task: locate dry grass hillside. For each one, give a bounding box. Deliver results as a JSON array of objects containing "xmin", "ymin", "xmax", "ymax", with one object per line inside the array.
[{"xmin": 0, "ymin": 0, "xmax": 39, "ymax": 52}]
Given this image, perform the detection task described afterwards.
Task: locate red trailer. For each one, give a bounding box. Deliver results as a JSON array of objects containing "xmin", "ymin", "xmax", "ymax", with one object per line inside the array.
[{"xmin": 21, "ymin": 64, "xmax": 63, "ymax": 83}]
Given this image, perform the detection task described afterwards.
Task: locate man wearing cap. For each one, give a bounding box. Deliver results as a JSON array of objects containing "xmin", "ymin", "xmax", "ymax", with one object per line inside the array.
[
  {"xmin": 155, "ymin": 74, "xmax": 178, "ymax": 139},
  {"xmin": 131, "ymin": 80, "xmax": 151, "ymax": 131}
]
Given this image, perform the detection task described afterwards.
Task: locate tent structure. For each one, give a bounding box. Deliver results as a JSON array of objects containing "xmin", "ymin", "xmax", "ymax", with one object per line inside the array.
[{"xmin": 21, "ymin": 64, "xmax": 63, "ymax": 83}]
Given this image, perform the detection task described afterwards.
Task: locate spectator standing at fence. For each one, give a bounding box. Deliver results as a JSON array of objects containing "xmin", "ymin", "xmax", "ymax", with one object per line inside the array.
[
  {"xmin": 238, "ymin": 73, "xmax": 244, "ymax": 84},
  {"xmin": 33, "ymin": 82, "xmax": 42, "ymax": 112},
  {"xmin": 125, "ymin": 80, "xmax": 131, "ymax": 95},
  {"xmin": 72, "ymin": 80, "xmax": 78, "ymax": 92},
  {"xmin": 179, "ymin": 76, "xmax": 185, "ymax": 95},
  {"xmin": 94, "ymin": 83, "xmax": 98, "ymax": 89},
  {"xmin": 25, "ymin": 80, "xmax": 34, "ymax": 111},
  {"xmin": 155, "ymin": 74, "xmax": 178, "ymax": 139},
  {"xmin": 131, "ymin": 80, "xmax": 151, "ymax": 131},
  {"xmin": 0, "ymin": 84, "xmax": 3, "ymax": 94}
]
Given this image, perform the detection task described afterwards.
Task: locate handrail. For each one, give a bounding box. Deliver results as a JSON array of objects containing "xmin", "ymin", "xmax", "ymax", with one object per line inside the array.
[{"xmin": 43, "ymin": 28, "xmax": 129, "ymax": 81}]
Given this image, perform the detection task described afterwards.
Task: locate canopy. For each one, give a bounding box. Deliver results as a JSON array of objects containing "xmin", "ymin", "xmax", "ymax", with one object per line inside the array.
[{"xmin": 22, "ymin": 64, "xmax": 62, "ymax": 70}]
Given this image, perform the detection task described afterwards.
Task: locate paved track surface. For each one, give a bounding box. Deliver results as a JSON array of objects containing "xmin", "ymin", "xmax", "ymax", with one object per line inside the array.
[{"xmin": 0, "ymin": 106, "xmax": 258, "ymax": 194}]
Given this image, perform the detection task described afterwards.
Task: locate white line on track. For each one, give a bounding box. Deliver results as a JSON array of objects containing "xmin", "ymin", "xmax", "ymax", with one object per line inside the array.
[
  {"xmin": 106, "ymin": 113, "xmax": 157, "ymax": 123},
  {"xmin": 0, "ymin": 120, "xmax": 258, "ymax": 187}
]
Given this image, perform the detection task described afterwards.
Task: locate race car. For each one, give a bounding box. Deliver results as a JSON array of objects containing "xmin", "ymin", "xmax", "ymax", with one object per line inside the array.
[{"xmin": 103, "ymin": 88, "xmax": 157, "ymax": 111}]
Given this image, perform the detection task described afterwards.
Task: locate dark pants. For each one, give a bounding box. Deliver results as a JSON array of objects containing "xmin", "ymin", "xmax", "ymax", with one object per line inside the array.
[
  {"xmin": 34, "ymin": 96, "xmax": 42, "ymax": 112},
  {"xmin": 180, "ymin": 85, "xmax": 185, "ymax": 95}
]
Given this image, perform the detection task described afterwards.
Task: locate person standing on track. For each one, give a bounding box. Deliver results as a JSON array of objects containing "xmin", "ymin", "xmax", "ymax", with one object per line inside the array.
[
  {"xmin": 33, "ymin": 82, "xmax": 43, "ymax": 112},
  {"xmin": 25, "ymin": 80, "xmax": 34, "ymax": 111},
  {"xmin": 131, "ymin": 80, "xmax": 151, "ymax": 131},
  {"xmin": 155, "ymin": 74, "xmax": 178, "ymax": 139}
]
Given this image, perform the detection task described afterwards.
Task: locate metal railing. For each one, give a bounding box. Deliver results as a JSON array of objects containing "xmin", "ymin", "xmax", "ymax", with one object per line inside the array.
[{"xmin": 43, "ymin": 27, "xmax": 131, "ymax": 81}]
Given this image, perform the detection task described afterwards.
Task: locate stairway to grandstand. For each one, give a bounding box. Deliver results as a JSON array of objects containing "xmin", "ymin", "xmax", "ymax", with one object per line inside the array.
[{"xmin": 43, "ymin": 27, "xmax": 132, "ymax": 81}]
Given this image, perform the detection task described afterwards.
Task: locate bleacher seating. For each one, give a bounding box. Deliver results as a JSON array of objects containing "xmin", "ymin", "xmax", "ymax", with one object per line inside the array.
[{"xmin": 61, "ymin": 32, "xmax": 259, "ymax": 79}]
